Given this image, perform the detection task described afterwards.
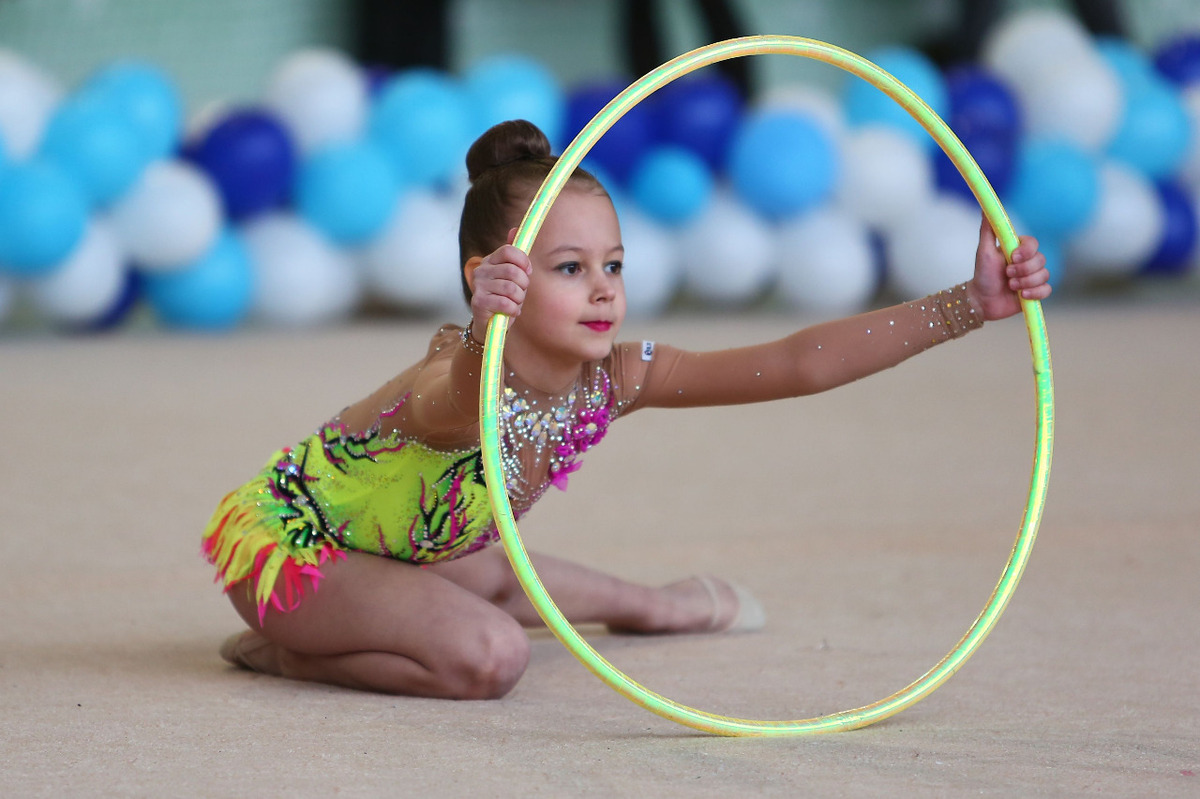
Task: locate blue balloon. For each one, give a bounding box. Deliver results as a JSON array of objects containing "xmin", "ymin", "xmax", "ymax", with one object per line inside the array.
[
  {"xmin": 0, "ymin": 131, "xmax": 7, "ymax": 173},
  {"xmin": 845, "ymin": 46, "xmax": 948, "ymax": 147},
  {"xmin": 1038, "ymin": 238, "xmax": 1067, "ymax": 291},
  {"xmin": 729, "ymin": 110, "xmax": 837, "ymax": 220},
  {"xmin": 186, "ymin": 108, "xmax": 296, "ymax": 219},
  {"xmin": 1154, "ymin": 34, "xmax": 1200, "ymax": 86},
  {"xmin": 465, "ymin": 54, "xmax": 565, "ymax": 147},
  {"xmin": 628, "ymin": 145, "xmax": 713, "ymax": 225},
  {"xmin": 944, "ymin": 65, "xmax": 1021, "ymax": 139},
  {"xmin": 0, "ymin": 159, "xmax": 89, "ymax": 275},
  {"xmin": 370, "ymin": 69, "xmax": 473, "ymax": 187},
  {"xmin": 87, "ymin": 60, "xmax": 183, "ymax": 160},
  {"xmin": 1097, "ymin": 37, "xmax": 1159, "ymax": 90},
  {"xmin": 1106, "ymin": 77, "xmax": 1192, "ymax": 179},
  {"xmin": 296, "ymin": 140, "xmax": 401, "ymax": 244},
  {"xmin": 564, "ymin": 80, "xmax": 656, "ymax": 185},
  {"xmin": 1005, "ymin": 138, "xmax": 1099, "ymax": 240},
  {"xmin": 39, "ymin": 90, "xmax": 148, "ymax": 207},
  {"xmin": 143, "ymin": 229, "xmax": 254, "ymax": 330},
  {"xmin": 1143, "ymin": 180, "xmax": 1197, "ymax": 274},
  {"xmin": 79, "ymin": 267, "xmax": 141, "ymax": 332},
  {"xmin": 935, "ymin": 127, "xmax": 1016, "ymax": 201},
  {"xmin": 653, "ymin": 73, "xmax": 743, "ymax": 171}
]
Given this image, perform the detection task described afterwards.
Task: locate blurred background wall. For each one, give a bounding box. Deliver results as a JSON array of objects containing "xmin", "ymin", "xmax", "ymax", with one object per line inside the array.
[{"xmin": 3, "ymin": 0, "xmax": 1195, "ymax": 108}]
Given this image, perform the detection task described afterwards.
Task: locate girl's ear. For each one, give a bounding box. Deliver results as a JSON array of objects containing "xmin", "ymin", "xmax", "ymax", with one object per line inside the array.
[{"xmin": 462, "ymin": 255, "xmax": 485, "ymax": 295}]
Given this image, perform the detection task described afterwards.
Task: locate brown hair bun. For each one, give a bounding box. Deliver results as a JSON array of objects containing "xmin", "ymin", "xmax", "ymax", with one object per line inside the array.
[{"xmin": 465, "ymin": 120, "xmax": 553, "ymax": 182}]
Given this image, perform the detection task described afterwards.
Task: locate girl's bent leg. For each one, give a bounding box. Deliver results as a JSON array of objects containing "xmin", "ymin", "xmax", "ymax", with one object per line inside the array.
[
  {"xmin": 428, "ymin": 547, "xmax": 759, "ymax": 634},
  {"xmin": 224, "ymin": 552, "xmax": 530, "ymax": 699}
]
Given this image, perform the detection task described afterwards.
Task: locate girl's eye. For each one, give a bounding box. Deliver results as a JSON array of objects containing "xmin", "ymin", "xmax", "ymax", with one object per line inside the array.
[
  {"xmin": 556, "ymin": 262, "xmax": 580, "ymax": 275},
  {"xmin": 606, "ymin": 261, "xmax": 623, "ymax": 275}
]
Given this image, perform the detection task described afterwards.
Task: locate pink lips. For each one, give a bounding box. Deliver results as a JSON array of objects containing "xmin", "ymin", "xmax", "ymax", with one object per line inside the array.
[{"xmin": 583, "ymin": 321, "xmax": 612, "ymax": 332}]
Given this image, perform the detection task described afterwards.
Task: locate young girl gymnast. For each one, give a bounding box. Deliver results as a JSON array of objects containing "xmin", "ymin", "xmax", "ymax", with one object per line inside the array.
[{"xmin": 204, "ymin": 119, "xmax": 1051, "ymax": 700}]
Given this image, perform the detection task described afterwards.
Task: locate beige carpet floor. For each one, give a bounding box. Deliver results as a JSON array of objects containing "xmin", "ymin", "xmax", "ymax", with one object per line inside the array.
[{"xmin": 1, "ymin": 302, "xmax": 1197, "ymax": 797}]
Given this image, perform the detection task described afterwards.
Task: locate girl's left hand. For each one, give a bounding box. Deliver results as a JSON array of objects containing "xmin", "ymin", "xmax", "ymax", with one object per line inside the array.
[{"xmin": 967, "ymin": 216, "xmax": 1051, "ymax": 322}]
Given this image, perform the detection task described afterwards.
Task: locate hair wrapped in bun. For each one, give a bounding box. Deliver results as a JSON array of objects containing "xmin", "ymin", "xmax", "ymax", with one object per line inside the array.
[
  {"xmin": 458, "ymin": 120, "xmax": 606, "ymax": 303},
  {"xmin": 465, "ymin": 119, "xmax": 552, "ymax": 183}
]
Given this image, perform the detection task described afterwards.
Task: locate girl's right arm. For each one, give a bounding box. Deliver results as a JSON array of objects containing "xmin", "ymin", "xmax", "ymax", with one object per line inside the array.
[{"xmin": 409, "ymin": 241, "xmax": 532, "ymax": 430}]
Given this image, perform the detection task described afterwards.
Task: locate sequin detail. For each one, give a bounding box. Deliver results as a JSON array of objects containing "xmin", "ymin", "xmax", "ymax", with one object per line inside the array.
[{"xmin": 498, "ymin": 365, "xmax": 614, "ymax": 508}]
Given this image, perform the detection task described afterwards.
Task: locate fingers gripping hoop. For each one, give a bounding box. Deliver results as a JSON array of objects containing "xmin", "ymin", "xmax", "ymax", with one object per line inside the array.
[{"xmin": 479, "ymin": 36, "xmax": 1055, "ymax": 736}]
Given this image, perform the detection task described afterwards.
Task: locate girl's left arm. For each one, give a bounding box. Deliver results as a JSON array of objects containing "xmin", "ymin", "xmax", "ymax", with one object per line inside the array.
[{"xmin": 637, "ymin": 217, "xmax": 1049, "ymax": 409}]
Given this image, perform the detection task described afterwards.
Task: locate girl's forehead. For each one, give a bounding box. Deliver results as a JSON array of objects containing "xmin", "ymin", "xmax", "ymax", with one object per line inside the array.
[{"xmin": 533, "ymin": 188, "xmax": 619, "ymax": 246}]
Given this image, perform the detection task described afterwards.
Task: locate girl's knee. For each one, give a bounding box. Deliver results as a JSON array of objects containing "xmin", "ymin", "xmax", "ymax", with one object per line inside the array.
[{"xmin": 449, "ymin": 619, "xmax": 530, "ymax": 700}]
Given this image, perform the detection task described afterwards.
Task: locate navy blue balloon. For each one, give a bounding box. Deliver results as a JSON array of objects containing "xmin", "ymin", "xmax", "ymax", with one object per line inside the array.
[
  {"xmin": 186, "ymin": 109, "xmax": 296, "ymax": 219},
  {"xmin": 565, "ymin": 80, "xmax": 656, "ymax": 184},
  {"xmin": 935, "ymin": 127, "xmax": 1016, "ymax": 202},
  {"xmin": 1143, "ymin": 180, "xmax": 1197, "ymax": 274},
  {"xmin": 77, "ymin": 268, "xmax": 142, "ymax": 332},
  {"xmin": 653, "ymin": 73, "xmax": 742, "ymax": 171},
  {"xmin": 1154, "ymin": 34, "xmax": 1200, "ymax": 86},
  {"xmin": 944, "ymin": 66, "xmax": 1022, "ymax": 139}
]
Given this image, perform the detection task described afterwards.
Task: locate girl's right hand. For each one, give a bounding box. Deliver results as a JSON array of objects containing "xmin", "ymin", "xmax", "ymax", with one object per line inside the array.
[{"xmin": 470, "ymin": 230, "xmax": 532, "ymax": 330}]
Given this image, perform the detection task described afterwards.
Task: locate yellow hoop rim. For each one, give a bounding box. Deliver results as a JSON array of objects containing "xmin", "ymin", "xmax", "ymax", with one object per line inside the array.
[{"xmin": 478, "ymin": 35, "xmax": 1054, "ymax": 736}]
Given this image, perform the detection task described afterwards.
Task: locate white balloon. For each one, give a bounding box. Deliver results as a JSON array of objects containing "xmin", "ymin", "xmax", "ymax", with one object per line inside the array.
[
  {"xmin": 109, "ymin": 160, "xmax": 222, "ymax": 270},
  {"xmin": 264, "ymin": 49, "xmax": 368, "ymax": 155},
  {"xmin": 1178, "ymin": 86, "xmax": 1200, "ymax": 190},
  {"xmin": 359, "ymin": 189, "xmax": 465, "ymax": 315},
  {"xmin": 775, "ymin": 205, "xmax": 876, "ymax": 316},
  {"xmin": 981, "ymin": 9, "xmax": 1096, "ymax": 91},
  {"xmin": 1017, "ymin": 53, "xmax": 1123, "ymax": 152},
  {"xmin": 756, "ymin": 84, "xmax": 846, "ymax": 146},
  {"xmin": 617, "ymin": 205, "xmax": 681, "ymax": 318},
  {"xmin": 887, "ymin": 194, "xmax": 980, "ymax": 298},
  {"xmin": 834, "ymin": 125, "xmax": 934, "ymax": 232},
  {"xmin": 243, "ymin": 213, "xmax": 361, "ymax": 326},
  {"xmin": 677, "ymin": 189, "xmax": 776, "ymax": 306},
  {"xmin": 0, "ymin": 49, "xmax": 63, "ymax": 158},
  {"xmin": 1066, "ymin": 161, "xmax": 1165, "ymax": 277},
  {"xmin": 26, "ymin": 218, "xmax": 126, "ymax": 324}
]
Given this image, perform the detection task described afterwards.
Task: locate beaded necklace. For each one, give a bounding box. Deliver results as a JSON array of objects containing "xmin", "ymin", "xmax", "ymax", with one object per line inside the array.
[{"xmin": 499, "ymin": 365, "xmax": 613, "ymax": 509}]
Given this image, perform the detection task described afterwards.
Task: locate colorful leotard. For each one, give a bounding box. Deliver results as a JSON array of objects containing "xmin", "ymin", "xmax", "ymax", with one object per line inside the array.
[{"xmin": 202, "ymin": 286, "xmax": 982, "ymax": 621}]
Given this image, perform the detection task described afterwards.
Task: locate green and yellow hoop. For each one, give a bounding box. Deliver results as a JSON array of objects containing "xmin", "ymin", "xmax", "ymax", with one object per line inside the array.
[{"xmin": 478, "ymin": 36, "xmax": 1054, "ymax": 736}]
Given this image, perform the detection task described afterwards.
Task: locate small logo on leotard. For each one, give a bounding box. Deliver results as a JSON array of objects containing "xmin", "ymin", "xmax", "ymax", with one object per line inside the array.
[{"xmin": 641, "ymin": 341, "xmax": 655, "ymax": 361}]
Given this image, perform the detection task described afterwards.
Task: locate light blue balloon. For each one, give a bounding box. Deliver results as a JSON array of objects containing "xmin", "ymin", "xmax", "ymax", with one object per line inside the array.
[
  {"xmin": 0, "ymin": 131, "xmax": 7, "ymax": 173},
  {"xmin": 296, "ymin": 140, "xmax": 401, "ymax": 244},
  {"xmin": 1096, "ymin": 37, "xmax": 1158, "ymax": 91},
  {"xmin": 729, "ymin": 110, "xmax": 837, "ymax": 220},
  {"xmin": 40, "ymin": 90, "xmax": 148, "ymax": 207},
  {"xmin": 1106, "ymin": 77, "xmax": 1192, "ymax": 179},
  {"xmin": 1037, "ymin": 238, "xmax": 1066, "ymax": 291},
  {"xmin": 143, "ymin": 229, "xmax": 254, "ymax": 330},
  {"xmin": 0, "ymin": 159, "xmax": 89, "ymax": 275},
  {"xmin": 370, "ymin": 69, "xmax": 473, "ymax": 187},
  {"xmin": 629, "ymin": 145, "xmax": 713, "ymax": 225},
  {"xmin": 88, "ymin": 60, "xmax": 183, "ymax": 160},
  {"xmin": 1006, "ymin": 138, "xmax": 1099, "ymax": 240},
  {"xmin": 845, "ymin": 46, "xmax": 948, "ymax": 148},
  {"xmin": 465, "ymin": 54, "xmax": 564, "ymax": 147}
]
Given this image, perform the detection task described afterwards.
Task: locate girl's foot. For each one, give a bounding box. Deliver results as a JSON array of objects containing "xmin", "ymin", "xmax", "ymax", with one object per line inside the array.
[
  {"xmin": 608, "ymin": 575, "xmax": 765, "ymax": 635},
  {"xmin": 219, "ymin": 630, "xmax": 282, "ymax": 675}
]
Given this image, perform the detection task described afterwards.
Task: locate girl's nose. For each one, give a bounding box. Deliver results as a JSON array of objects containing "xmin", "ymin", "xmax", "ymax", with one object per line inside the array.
[{"xmin": 591, "ymin": 272, "xmax": 616, "ymax": 301}]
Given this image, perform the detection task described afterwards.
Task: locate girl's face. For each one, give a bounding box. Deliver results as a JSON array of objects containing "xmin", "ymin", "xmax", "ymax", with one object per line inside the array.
[{"xmin": 506, "ymin": 186, "xmax": 625, "ymax": 388}]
